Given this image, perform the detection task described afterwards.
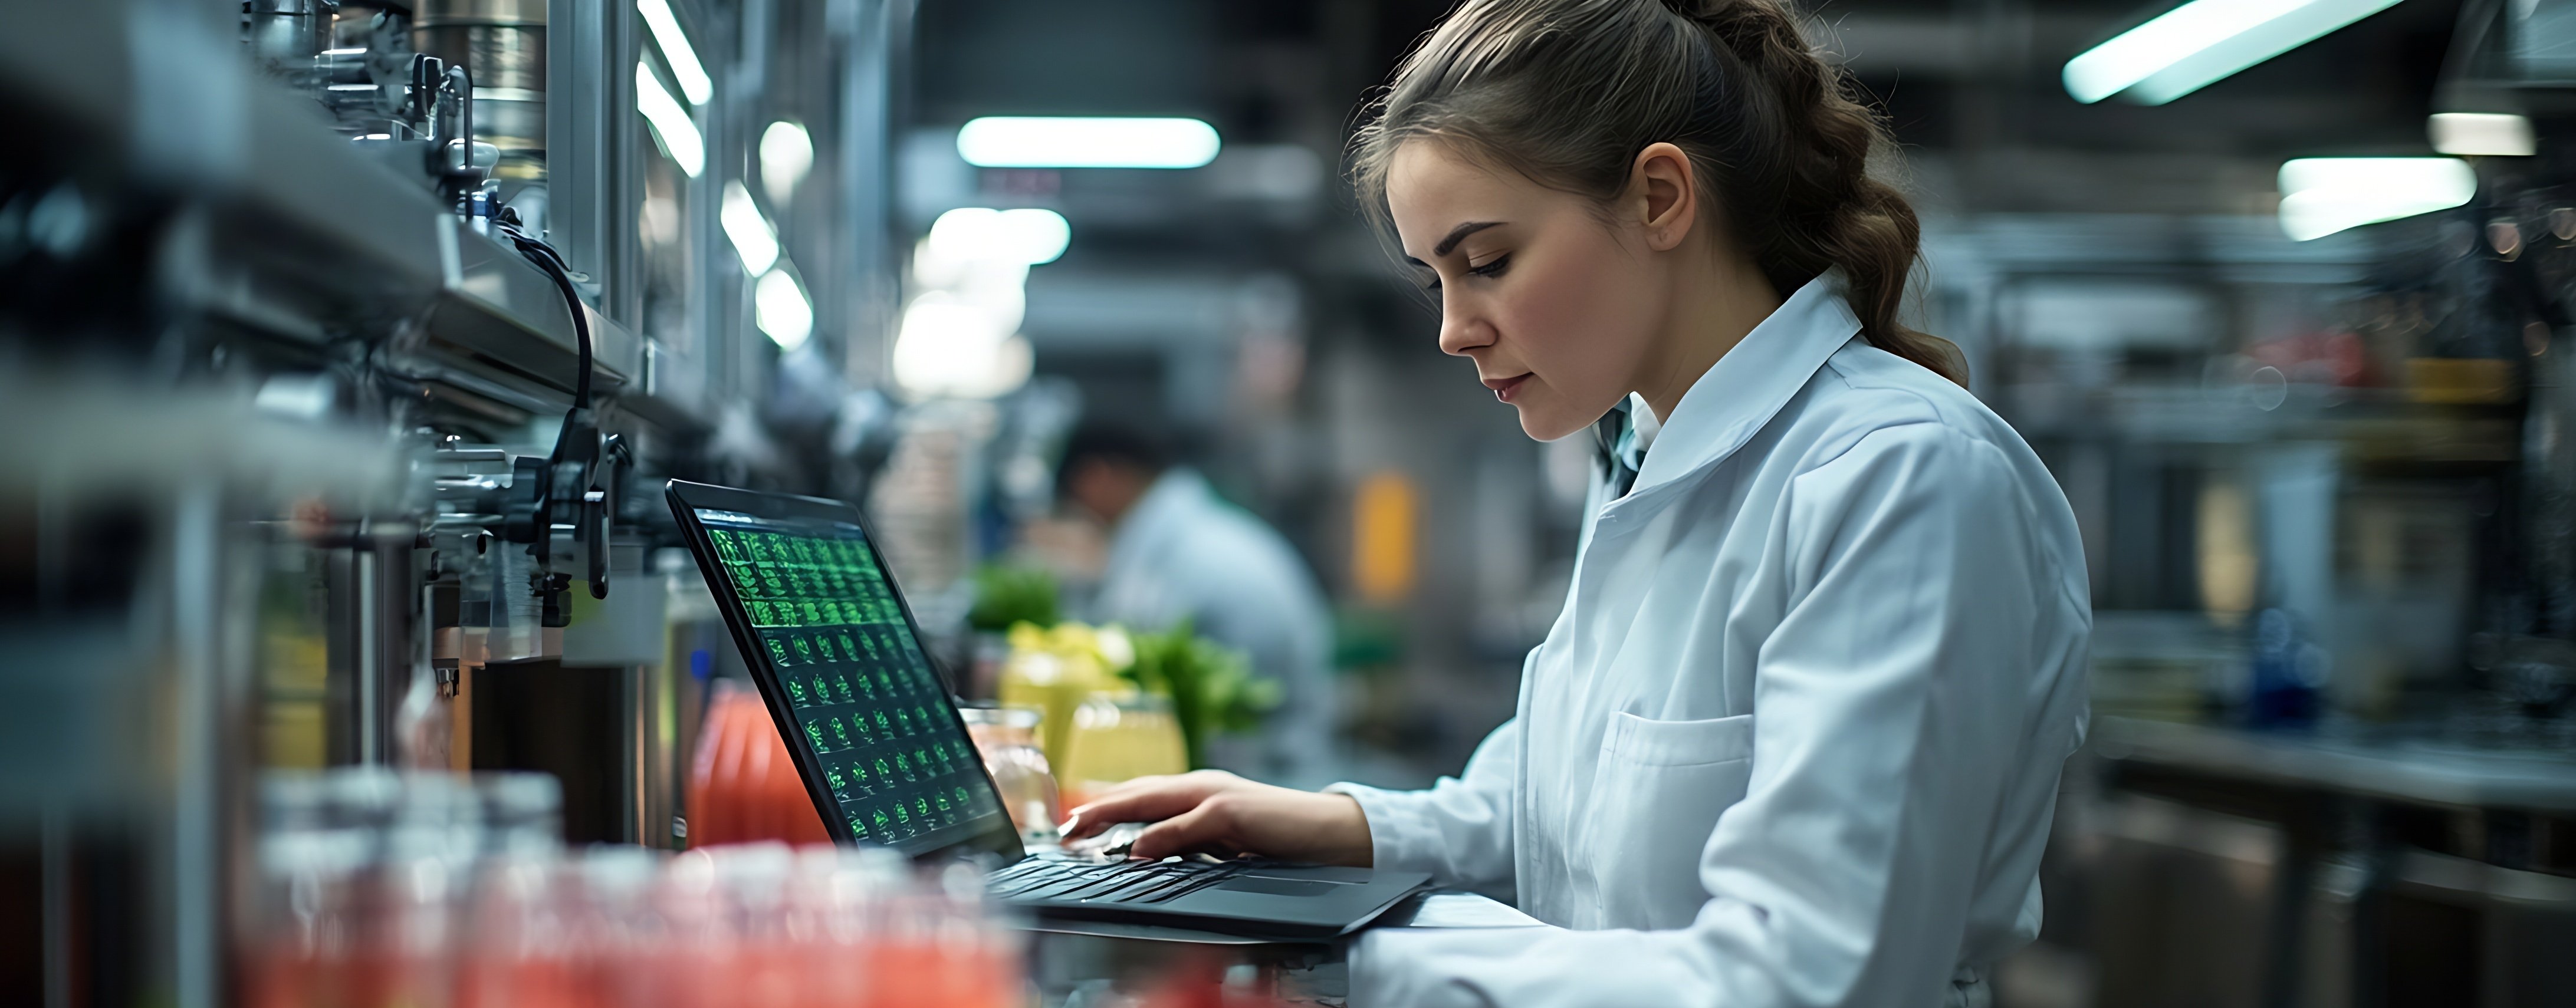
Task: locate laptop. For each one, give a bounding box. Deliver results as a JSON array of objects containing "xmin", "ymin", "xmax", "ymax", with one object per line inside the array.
[{"xmin": 665, "ymin": 479, "xmax": 1430, "ymax": 941}]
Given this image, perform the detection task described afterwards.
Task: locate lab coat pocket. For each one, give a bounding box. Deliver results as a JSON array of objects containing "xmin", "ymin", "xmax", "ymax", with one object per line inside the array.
[{"xmin": 1585, "ymin": 711, "xmax": 1754, "ymax": 930}]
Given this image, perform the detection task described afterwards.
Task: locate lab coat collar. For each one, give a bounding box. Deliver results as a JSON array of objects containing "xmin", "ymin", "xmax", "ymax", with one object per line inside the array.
[{"xmin": 1626, "ymin": 272, "xmax": 1861, "ymax": 499}]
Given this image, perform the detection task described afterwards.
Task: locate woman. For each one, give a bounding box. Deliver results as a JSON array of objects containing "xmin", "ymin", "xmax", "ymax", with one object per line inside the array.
[{"xmin": 1063, "ymin": 1, "xmax": 2090, "ymax": 1004}]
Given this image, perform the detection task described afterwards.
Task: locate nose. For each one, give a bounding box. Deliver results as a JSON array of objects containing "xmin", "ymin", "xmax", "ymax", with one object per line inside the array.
[{"xmin": 1435, "ymin": 294, "xmax": 1494, "ymax": 358}]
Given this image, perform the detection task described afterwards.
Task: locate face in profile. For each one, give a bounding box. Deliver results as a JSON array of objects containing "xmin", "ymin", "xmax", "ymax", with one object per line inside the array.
[{"xmin": 1386, "ymin": 140, "xmax": 1674, "ymax": 442}]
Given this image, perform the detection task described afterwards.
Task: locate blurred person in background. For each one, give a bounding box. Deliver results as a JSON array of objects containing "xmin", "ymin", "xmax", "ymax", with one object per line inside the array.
[
  {"xmin": 1055, "ymin": 423, "xmax": 1340, "ymax": 787},
  {"xmin": 1065, "ymin": 1, "xmax": 2091, "ymax": 1006}
]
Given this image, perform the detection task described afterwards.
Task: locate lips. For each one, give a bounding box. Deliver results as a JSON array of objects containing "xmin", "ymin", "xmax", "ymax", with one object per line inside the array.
[{"xmin": 1482, "ymin": 373, "xmax": 1532, "ymax": 403}]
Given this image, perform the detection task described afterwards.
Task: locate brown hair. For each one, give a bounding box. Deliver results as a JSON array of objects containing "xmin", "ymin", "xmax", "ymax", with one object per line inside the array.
[{"xmin": 1351, "ymin": 0, "xmax": 1963, "ymax": 384}]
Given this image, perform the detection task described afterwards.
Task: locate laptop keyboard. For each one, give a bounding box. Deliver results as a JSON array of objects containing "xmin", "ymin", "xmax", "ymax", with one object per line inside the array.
[{"xmin": 987, "ymin": 853, "xmax": 1267, "ymax": 905}]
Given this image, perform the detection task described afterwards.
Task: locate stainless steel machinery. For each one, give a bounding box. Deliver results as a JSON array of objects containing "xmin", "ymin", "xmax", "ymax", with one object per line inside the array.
[{"xmin": 0, "ymin": 0, "xmax": 908, "ymax": 1001}]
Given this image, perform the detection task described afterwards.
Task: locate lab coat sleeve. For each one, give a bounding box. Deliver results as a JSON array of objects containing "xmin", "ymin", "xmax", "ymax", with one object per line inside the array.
[
  {"xmin": 1325, "ymin": 717, "xmax": 1520, "ymax": 902},
  {"xmin": 1351, "ymin": 423, "xmax": 2050, "ymax": 1007}
]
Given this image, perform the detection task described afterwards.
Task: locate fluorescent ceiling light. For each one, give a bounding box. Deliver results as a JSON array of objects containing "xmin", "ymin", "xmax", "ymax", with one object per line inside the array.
[
  {"xmin": 893, "ymin": 295, "xmax": 1031, "ymax": 400},
  {"xmin": 2277, "ymin": 157, "xmax": 2474, "ymax": 241},
  {"xmin": 955, "ymin": 117, "xmax": 1221, "ymax": 169},
  {"xmin": 719, "ymin": 181, "xmax": 780, "ymax": 275},
  {"xmin": 2430, "ymin": 113, "xmax": 2535, "ymax": 157},
  {"xmin": 760, "ymin": 120, "xmax": 815, "ymax": 203},
  {"xmin": 637, "ymin": 0, "xmax": 712, "ymax": 105},
  {"xmin": 2064, "ymin": 0, "xmax": 2405, "ymax": 106},
  {"xmin": 634, "ymin": 62, "xmax": 703, "ymax": 177},
  {"xmin": 927, "ymin": 207, "xmax": 1070, "ymax": 266},
  {"xmin": 755, "ymin": 268, "xmax": 813, "ymax": 351}
]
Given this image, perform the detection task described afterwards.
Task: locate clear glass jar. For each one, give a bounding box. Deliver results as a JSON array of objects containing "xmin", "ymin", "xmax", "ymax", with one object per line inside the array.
[{"xmin": 961, "ymin": 706, "xmax": 1062, "ymax": 844}]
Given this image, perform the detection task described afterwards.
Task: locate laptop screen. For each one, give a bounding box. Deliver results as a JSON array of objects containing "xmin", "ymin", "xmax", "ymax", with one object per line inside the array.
[{"xmin": 685, "ymin": 502, "xmax": 1012, "ymax": 855}]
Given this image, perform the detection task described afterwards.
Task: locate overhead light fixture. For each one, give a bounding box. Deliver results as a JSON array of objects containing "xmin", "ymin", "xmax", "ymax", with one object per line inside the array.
[
  {"xmin": 634, "ymin": 62, "xmax": 703, "ymax": 177},
  {"xmin": 955, "ymin": 117, "xmax": 1221, "ymax": 169},
  {"xmin": 755, "ymin": 268, "xmax": 813, "ymax": 351},
  {"xmin": 719, "ymin": 181, "xmax": 780, "ymax": 275},
  {"xmin": 760, "ymin": 120, "xmax": 816, "ymax": 203},
  {"xmin": 2277, "ymin": 157, "xmax": 2475, "ymax": 241},
  {"xmin": 892, "ymin": 294, "xmax": 1031, "ymax": 399},
  {"xmin": 637, "ymin": 0, "xmax": 712, "ymax": 105},
  {"xmin": 2064, "ymin": 0, "xmax": 2404, "ymax": 106},
  {"xmin": 926, "ymin": 207, "xmax": 1070, "ymax": 266},
  {"xmin": 2430, "ymin": 113, "xmax": 2535, "ymax": 157}
]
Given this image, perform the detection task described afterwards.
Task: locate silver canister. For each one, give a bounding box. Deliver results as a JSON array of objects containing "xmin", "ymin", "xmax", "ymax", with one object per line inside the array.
[
  {"xmin": 243, "ymin": 0, "xmax": 333, "ymax": 87},
  {"xmin": 412, "ymin": 0, "xmax": 547, "ymax": 180}
]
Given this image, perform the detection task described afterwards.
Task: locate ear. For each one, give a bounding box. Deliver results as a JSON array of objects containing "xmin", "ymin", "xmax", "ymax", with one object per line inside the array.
[{"xmin": 1629, "ymin": 142, "xmax": 1698, "ymax": 252}]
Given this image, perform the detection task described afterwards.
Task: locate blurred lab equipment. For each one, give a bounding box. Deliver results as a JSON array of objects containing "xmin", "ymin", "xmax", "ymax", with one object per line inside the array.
[
  {"xmin": 1949, "ymin": 6, "xmax": 2576, "ymax": 1003},
  {"xmin": 0, "ymin": 0, "xmax": 909, "ymax": 996},
  {"xmin": 2245, "ymin": 608, "xmax": 2329, "ymax": 726}
]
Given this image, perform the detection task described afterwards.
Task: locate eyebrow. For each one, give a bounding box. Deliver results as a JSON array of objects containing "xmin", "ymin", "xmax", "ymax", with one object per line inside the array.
[{"xmin": 1403, "ymin": 220, "xmax": 1507, "ymax": 267}]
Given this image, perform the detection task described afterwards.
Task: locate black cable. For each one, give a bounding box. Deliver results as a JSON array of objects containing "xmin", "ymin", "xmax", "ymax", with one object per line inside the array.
[
  {"xmin": 485, "ymin": 205, "xmax": 597, "ymax": 597},
  {"xmin": 490, "ymin": 207, "xmax": 591, "ymax": 456}
]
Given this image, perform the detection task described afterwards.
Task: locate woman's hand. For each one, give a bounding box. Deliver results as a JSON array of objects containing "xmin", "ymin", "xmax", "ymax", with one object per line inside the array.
[{"xmin": 1059, "ymin": 770, "xmax": 1375, "ymax": 866}]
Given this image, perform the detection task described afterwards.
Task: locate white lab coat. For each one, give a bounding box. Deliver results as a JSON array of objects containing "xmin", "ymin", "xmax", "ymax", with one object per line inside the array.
[
  {"xmin": 1329, "ymin": 275, "xmax": 2091, "ymax": 1007},
  {"xmin": 1090, "ymin": 468, "xmax": 1338, "ymax": 783}
]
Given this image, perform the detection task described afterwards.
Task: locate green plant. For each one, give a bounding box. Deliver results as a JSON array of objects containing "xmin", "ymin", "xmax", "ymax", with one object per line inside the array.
[
  {"xmin": 967, "ymin": 564, "xmax": 1060, "ymax": 633},
  {"xmin": 1119, "ymin": 621, "xmax": 1281, "ymax": 770}
]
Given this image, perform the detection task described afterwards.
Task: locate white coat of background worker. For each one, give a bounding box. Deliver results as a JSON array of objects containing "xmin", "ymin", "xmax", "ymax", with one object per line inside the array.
[{"xmin": 1056, "ymin": 424, "xmax": 1339, "ymax": 787}]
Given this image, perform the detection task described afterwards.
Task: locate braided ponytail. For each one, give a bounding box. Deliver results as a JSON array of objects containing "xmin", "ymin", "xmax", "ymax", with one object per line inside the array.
[{"xmin": 1352, "ymin": 0, "xmax": 1963, "ymax": 384}]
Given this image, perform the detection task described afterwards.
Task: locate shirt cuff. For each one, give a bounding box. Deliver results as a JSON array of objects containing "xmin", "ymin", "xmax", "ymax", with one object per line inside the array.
[{"xmin": 1322, "ymin": 781, "xmax": 1436, "ymax": 879}]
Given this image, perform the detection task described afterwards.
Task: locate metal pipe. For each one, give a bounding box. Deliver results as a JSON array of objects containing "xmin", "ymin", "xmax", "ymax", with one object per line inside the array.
[
  {"xmin": 170, "ymin": 484, "xmax": 221, "ymax": 1008},
  {"xmin": 369, "ymin": 523, "xmax": 422, "ymax": 765}
]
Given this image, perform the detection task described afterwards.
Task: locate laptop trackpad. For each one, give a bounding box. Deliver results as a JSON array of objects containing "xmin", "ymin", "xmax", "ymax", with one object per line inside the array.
[{"xmin": 1217, "ymin": 876, "xmax": 1342, "ymax": 897}]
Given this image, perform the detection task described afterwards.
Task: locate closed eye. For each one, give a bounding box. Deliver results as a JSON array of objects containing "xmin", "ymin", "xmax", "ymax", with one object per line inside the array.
[{"xmin": 1422, "ymin": 254, "xmax": 1512, "ymax": 292}]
